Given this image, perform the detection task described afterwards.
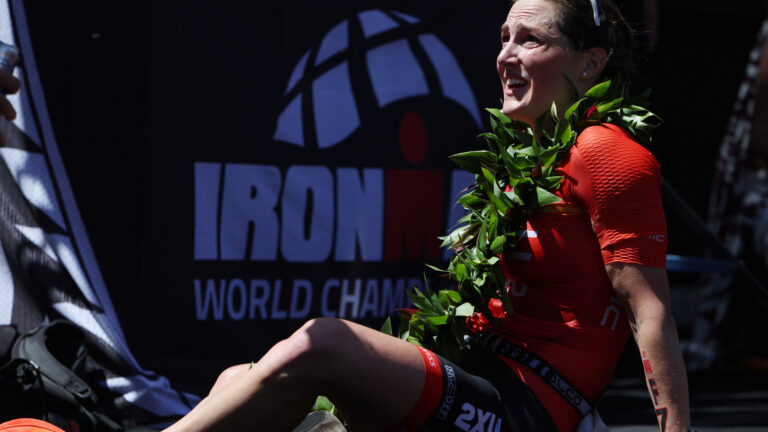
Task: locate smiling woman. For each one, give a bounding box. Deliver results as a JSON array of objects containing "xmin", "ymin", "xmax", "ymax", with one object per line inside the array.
[
  {"xmin": 161, "ymin": 1, "xmax": 691, "ymax": 432},
  {"xmin": 497, "ymin": 0, "xmax": 632, "ymax": 128},
  {"xmin": 499, "ymin": 0, "xmax": 585, "ymax": 126}
]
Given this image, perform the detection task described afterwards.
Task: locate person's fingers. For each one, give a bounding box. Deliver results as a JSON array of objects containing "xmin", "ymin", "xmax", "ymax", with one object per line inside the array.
[
  {"xmin": 0, "ymin": 95, "xmax": 16, "ymax": 121},
  {"xmin": 0, "ymin": 95, "xmax": 15, "ymax": 147},
  {"xmin": 0, "ymin": 69, "xmax": 20, "ymax": 94}
]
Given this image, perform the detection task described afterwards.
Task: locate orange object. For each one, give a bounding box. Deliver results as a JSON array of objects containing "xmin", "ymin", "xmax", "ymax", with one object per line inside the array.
[{"xmin": 0, "ymin": 419, "xmax": 66, "ymax": 432}]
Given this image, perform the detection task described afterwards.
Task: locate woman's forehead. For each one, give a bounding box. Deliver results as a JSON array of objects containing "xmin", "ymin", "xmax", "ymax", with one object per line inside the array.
[{"xmin": 503, "ymin": 0, "xmax": 560, "ymax": 34}]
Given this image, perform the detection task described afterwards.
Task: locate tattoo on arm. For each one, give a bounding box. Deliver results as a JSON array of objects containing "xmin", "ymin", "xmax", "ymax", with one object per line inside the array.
[
  {"xmin": 655, "ymin": 407, "xmax": 668, "ymax": 432},
  {"xmin": 648, "ymin": 378, "xmax": 660, "ymax": 405},
  {"xmin": 643, "ymin": 351, "xmax": 668, "ymax": 432}
]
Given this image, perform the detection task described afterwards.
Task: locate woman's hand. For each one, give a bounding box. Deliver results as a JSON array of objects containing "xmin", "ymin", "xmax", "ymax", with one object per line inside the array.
[{"xmin": 0, "ymin": 68, "xmax": 21, "ymax": 146}]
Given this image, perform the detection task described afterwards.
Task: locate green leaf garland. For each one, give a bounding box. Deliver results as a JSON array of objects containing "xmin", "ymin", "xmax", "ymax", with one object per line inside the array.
[{"xmin": 400, "ymin": 79, "xmax": 660, "ymax": 363}]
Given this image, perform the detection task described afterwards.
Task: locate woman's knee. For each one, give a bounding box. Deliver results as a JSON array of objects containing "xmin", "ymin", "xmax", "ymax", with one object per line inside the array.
[
  {"xmin": 289, "ymin": 317, "xmax": 350, "ymax": 360},
  {"xmin": 266, "ymin": 317, "xmax": 352, "ymax": 383},
  {"xmin": 210, "ymin": 364, "xmax": 250, "ymax": 395}
]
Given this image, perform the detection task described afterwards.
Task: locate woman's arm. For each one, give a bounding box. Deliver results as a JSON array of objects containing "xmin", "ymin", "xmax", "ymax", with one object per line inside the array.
[{"xmin": 606, "ymin": 262, "xmax": 691, "ymax": 432}]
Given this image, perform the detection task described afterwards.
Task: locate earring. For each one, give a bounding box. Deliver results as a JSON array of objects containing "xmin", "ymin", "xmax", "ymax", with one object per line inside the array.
[{"xmin": 582, "ymin": 72, "xmax": 588, "ymax": 77}]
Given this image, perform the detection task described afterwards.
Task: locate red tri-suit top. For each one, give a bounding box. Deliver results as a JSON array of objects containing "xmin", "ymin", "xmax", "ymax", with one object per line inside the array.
[{"xmin": 467, "ymin": 124, "xmax": 668, "ymax": 432}]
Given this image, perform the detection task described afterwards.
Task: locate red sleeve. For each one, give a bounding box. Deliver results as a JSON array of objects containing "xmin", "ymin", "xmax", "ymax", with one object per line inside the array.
[{"xmin": 562, "ymin": 124, "xmax": 667, "ymax": 267}]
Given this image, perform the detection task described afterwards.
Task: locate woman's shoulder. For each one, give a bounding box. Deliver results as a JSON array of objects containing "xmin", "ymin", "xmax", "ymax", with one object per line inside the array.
[
  {"xmin": 576, "ymin": 123, "xmax": 635, "ymax": 147},
  {"xmin": 575, "ymin": 123, "xmax": 657, "ymax": 164},
  {"xmin": 572, "ymin": 123, "xmax": 660, "ymax": 180}
]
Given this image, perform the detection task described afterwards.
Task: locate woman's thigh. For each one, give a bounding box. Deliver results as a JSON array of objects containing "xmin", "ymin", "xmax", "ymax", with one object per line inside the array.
[
  {"xmin": 292, "ymin": 318, "xmax": 426, "ymax": 429},
  {"xmin": 422, "ymin": 348, "xmax": 558, "ymax": 432},
  {"xmin": 217, "ymin": 317, "xmax": 428, "ymax": 431}
]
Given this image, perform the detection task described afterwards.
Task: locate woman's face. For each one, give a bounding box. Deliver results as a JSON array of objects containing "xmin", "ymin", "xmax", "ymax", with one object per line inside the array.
[{"xmin": 497, "ymin": 0, "xmax": 583, "ymax": 126}]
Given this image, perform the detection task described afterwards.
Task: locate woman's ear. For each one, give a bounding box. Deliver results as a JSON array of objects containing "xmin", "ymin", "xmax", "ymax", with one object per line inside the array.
[{"xmin": 579, "ymin": 47, "xmax": 609, "ymax": 80}]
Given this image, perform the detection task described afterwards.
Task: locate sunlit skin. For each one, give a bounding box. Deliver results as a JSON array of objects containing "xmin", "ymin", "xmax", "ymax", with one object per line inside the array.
[{"xmin": 497, "ymin": 0, "xmax": 587, "ymax": 129}]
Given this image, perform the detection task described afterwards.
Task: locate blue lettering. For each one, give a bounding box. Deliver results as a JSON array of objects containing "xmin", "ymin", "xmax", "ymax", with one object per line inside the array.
[
  {"xmin": 281, "ymin": 166, "xmax": 334, "ymax": 262},
  {"xmin": 249, "ymin": 279, "xmax": 270, "ymax": 319},
  {"xmin": 359, "ymin": 278, "xmax": 379, "ymax": 318},
  {"xmin": 193, "ymin": 163, "xmax": 222, "ymax": 260},
  {"xmin": 220, "ymin": 164, "xmax": 281, "ymax": 261},
  {"xmin": 289, "ymin": 279, "xmax": 313, "ymax": 319},
  {"xmin": 322, "ymin": 279, "xmax": 339, "ymax": 317},
  {"xmin": 194, "ymin": 279, "xmax": 225, "ymax": 320},
  {"xmin": 335, "ymin": 168, "xmax": 383, "ymax": 261},
  {"xmin": 227, "ymin": 278, "xmax": 247, "ymax": 320},
  {"xmin": 339, "ymin": 279, "xmax": 361, "ymax": 318},
  {"xmin": 271, "ymin": 279, "xmax": 288, "ymax": 319}
]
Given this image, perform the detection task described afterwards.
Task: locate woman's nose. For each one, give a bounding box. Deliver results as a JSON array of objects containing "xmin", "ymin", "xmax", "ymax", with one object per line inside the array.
[{"xmin": 497, "ymin": 42, "xmax": 517, "ymax": 64}]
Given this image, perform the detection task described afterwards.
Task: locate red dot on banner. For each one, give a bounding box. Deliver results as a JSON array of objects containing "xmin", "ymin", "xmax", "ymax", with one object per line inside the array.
[{"xmin": 398, "ymin": 111, "xmax": 428, "ymax": 166}]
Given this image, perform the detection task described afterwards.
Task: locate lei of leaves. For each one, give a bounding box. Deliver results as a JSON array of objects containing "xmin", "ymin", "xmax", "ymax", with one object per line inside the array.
[{"xmin": 382, "ymin": 79, "xmax": 660, "ymax": 363}]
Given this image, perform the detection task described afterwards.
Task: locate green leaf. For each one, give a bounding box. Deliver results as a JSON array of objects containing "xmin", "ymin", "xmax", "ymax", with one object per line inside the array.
[
  {"xmin": 510, "ymin": 156, "xmax": 536, "ymax": 169},
  {"xmin": 441, "ymin": 227, "xmax": 463, "ymax": 248},
  {"xmin": 399, "ymin": 313, "xmax": 411, "ymax": 340},
  {"xmin": 478, "ymin": 209, "xmax": 490, "ymax": 253},
  {"xmin": 486, "ymin": 108, "xmax": 513, "ymax": 127},
  {"xmin": 531, "ymin": 133, "xmax": 542, "ymax": 157},
  {"xmin": 535, "ymin": 175, "xmax": 563, "ymax": 189},
  {"xmin": 455, "ymin": 262, "xmax": 468, "ymax": 282},
  {"xmin": 406, "ymin": 336, "xmax": 424, "ymax": 347},
  {"xmin": 380, "ymin": 317, "xmax": 393, "ymax": 335},
  {"xmin": 539, "ymin": 147, "xmax": 559, "ymax": 167},
  {"xmin": 564, "ymin": 98, "xmax": 585, "ymax": 121},
  {"xmin": 597, "ymin": 97, "xmax": 624, "ymax": 115},
  {"xmin": 407, "ymin": 288, "xmax": 433, "ymax": 313},
  {"xmin": 488, "ymin": 211, "xmax": 499, "ymax": 239},
  {"xmin": 585, "ymin": 80, "xmax": 611, "ymax": 98},
  {"xmin": 503, "ymin": 190, "xmax": 524, "ymax": 206},
  {"xmin": 490, "ymin": 236, "xmax": 504, "ymax": 254},
  {"xmin": 489, "ymin": 114, "xmax": 499, "ymax": 133},
  {"xmin": 424, "ymin": 315, "xmax": 450, "ymax": 325},
  {"xmin": 477, "ymin": 132, "xmax": 499, "ymax": 141},
  {"xmin": 510, "ymin": 146, "xmax": 536, "ymax": 157},
  {"xmin": 459, "ymin": 194, "xmax": 486, "ymax": 210},
  {"xmin": 314, "ymin": 396, "xmax": 337, "ymax": 414},
  {"xmin": 554, "ymin": 121, "xmax": 572, "ymax": 147},
  {"xmin": 493, "ymin": 264, "xmax": 515, "ymax": 315},
  {"xmin": 424, "ymin": 263, "xmax": 448, "ymax": 273},
  {"xmin": 450, "ymin": 150, "xmax": 497, "ymax": 174},
  {"xmin": 479, "ymin": 168, "xmax": 509, "ymax": 214},
  {"xmin": 439, "ymin": 290, "xmax": 462, "ymax": 305},
  {"xmin": 535, "ymin": 187, "xmax": 562, "ymax": 206},
  {"xmin": 455, "ymin": 302, "xmax": 475, "ymax": 316},
  {"xmin": 480, "ymin": 167, "xmax": 496, "ymax": 185}
]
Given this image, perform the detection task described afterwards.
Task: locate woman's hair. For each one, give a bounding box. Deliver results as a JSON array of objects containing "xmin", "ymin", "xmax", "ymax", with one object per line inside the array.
[{"xmin": 513, "ymin": 0, "xmax": 635, "ymax": 81}]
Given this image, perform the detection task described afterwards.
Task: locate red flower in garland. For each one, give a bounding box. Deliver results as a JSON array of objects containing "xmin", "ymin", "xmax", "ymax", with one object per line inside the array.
[{"xmin": 586, "ymin": 104, "xmax": 600, "ymax": 121}]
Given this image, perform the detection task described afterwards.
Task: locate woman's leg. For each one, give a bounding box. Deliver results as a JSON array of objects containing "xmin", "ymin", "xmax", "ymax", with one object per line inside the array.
[{"xmin": 163, "ymin": 317, "xmax": 427, "ymax": 432}]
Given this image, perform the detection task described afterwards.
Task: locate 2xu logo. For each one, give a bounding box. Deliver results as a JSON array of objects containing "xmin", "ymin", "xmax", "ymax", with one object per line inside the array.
[{"xmin": 454, "ymin": 402, "xmax": 502, "ymax": 432}]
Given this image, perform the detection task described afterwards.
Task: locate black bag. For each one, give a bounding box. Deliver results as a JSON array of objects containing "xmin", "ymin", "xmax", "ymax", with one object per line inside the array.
[{"xmin": 0, "ymin": 320, "xmax": 125, "ymax": 432}]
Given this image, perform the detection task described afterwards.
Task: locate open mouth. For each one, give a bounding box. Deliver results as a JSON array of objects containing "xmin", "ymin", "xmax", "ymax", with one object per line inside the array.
[{"xmin": 506, "ymin": 76, "xmax": 528, "ymax": 89}]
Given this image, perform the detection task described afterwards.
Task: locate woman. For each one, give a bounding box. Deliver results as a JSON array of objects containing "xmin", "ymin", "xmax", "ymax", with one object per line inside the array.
[{"xmin": 164, "ymin": 1, "xmax": 691, "ymax": 431}]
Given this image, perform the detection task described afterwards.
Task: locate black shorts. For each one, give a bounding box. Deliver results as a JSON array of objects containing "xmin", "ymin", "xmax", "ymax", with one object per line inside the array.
[{"xmin": 421, "ymin": 347, "xmax": 558, "ymax": 432}]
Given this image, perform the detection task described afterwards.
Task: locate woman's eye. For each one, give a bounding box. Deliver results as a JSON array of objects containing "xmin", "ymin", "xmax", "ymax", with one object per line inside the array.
[
  {"xmin": 501, "ymin": 34, "xmax": 510, "ymax": 45},
  {"xmin": 522, "ymin": 35, "xmax": 541, "ymax": 46}
]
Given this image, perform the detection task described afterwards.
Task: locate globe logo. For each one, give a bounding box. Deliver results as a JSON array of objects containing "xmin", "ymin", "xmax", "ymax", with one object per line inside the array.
[{"xmin": 272, "ymin": 9, "xmax": 482, "ymax": 150}]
